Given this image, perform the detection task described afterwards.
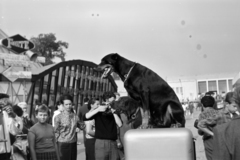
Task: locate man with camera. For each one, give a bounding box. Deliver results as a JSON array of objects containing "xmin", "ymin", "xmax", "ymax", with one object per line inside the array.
[
  {"xmin": 0, "ymin": 93, "xmax": 23, "ymax": 160},
  {"xmin": 83, "ymin": 91, "xmax": 122, "ymax": 160}
]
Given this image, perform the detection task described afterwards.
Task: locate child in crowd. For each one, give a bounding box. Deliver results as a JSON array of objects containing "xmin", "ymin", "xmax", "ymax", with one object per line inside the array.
[
  {"xmin": 198, "ymin": 95, "xmax": 233, "ymax": 160},
  {"xmin": 28, "ymin": 104, "xmax": 60, "ymax": 160}
]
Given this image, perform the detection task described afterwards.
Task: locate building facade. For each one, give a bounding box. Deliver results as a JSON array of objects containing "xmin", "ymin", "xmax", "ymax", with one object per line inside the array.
[
  {"xmin": 0, "ymin": 28, "xmax": 43, "ymax": 104},
  {"xmin": 167, "ymin": 73, "xmax": 236, "ymax": 102},
  {"xmin": 167, "ymin": 79, "xmax": 197, "ymax": 102}
]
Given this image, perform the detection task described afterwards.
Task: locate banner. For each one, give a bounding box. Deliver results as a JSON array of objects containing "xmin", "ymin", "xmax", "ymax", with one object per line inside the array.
[
  {"xmin": 2, "ymin": 59, "xmax": 30, "ymax": 67},
  {"xmin": 0, "ymin": 34, "xmax": 35, "ymax": 54},
  {"xmin": 0, "ymin": 52, "xmax": 29, "ymax": 61},
  {"xmin": 0, "ymin": 53, "xmax": 30, "ymax": 67},
  {"xmin": 2, "ymin": 67, "xmax": 32, "ymax": 82}
]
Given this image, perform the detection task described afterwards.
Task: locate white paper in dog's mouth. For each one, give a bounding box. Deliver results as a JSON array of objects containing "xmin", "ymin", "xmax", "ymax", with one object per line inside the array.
[{"xmin": 101, "ymin": 67, "xmax": 111, "ymax": 79}]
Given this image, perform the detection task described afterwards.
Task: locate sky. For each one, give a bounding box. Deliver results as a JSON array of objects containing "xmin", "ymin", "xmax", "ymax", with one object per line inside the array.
[{"xmin": 1, "ymin": 0, "xmax": 240, "ymax": 79}]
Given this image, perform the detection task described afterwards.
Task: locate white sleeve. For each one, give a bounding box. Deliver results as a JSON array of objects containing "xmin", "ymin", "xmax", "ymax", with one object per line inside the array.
[
  {"xmin": 52, "ymin": 113, "xmax": 56, "ymax": 127},
  {"xmin": 6, "ymin": 114, "xmax": 23, "ymax": 135}
]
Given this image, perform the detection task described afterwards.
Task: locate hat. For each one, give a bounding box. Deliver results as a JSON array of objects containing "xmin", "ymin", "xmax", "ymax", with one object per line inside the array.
[
  {"xmin": 0, "ymin": 93, "xmax": 9, "ymax": 99},
  {"xmin": 0, "ymin": 93, "xmax": 9, "ymax": 107},
  {"xmin": 18, "ymin": 102, "xmax": 27, "ymax": 109}
]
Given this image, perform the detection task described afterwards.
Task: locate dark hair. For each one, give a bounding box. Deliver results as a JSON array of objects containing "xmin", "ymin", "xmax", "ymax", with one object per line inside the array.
[
  {"xmin": 35, "ymin": 99, "xmax": 42, "ymax": 105},
  {"xmin": 225, "ymin": 92, "xmax": 234, "ymax": 104},
  {"xmin": 201, "ymin": 96, "xmax": 215, "ymax": 108},
  {"xmin": 60, "ymin": 94, "xmax": 73, "ymax": 104},
  {"xmin": 88, "ymin": 98, "xmax": 99, "ymax": 110},
  {"xmin": 12, "ymin": 104, "xmax": 23, "ymax": 117},
  {"xmin": 83, "ymin": 97, "xmax": 89, "ymax": 103},
  {"xmin": 102, "ymin": 91, "xmax": 116, "ymax": 102},
  {"xmin": 233, "ymin": 86, "xmax": 240, "ymax": 108},
  {"xmin": 55, "ymin": 101, "xmax": 62, "ymax": 110},
  {"xmin": 35, "ymin": 104, "xmax": 50, "ymax": 115}
]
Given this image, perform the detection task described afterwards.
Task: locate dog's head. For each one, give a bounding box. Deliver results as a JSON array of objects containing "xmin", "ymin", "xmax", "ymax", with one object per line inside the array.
[
  {"xmin": 97, "ymin": 53, "xmax": 120, "ymax": 79},
  {"xmin": 112, "ymin": 96, "xmax": 141, "ymax": 124}
]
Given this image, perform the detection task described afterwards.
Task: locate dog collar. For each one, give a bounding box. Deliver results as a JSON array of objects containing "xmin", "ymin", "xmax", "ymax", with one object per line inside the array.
[{"xmin": 124, "ymin": 63, "xmax": 136, "ymax": 83}]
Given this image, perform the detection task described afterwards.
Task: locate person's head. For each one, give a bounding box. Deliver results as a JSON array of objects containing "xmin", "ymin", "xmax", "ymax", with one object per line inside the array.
[
  {"xmin": 103, "ymin": 91, "xmax": 116, "ymax": 103},
  {"xmin": 0, "ymin": 93, "xmax": 9, "ymax": 107},
  {"xmin": 35, "ymin": 99, "xmax": 41, "ymax": 106},
  {"xmin": 225, "ymin": 103, "xmax": 238, "ymax": 114},
  {"xmin": 201, "ymin": 96, "xmax": 215, "ymax": 108},
  {"xmin": 88, "ymin": 98, "xmax": 100, "ymax": 110},
  {"xmin": 83, "ymin": 97, "xmax": 89, "ymax": 104},
  {"xmin": 18, "ymin": 102, "xmax": 28, "ymax": 113},
  {"xmin": 35, "ymin": 104, "xmax": 50, "ymax": 124},
  {"xmin": 225, "ymin": 92, "xmax": 234, "ymax": 104},
  {"xmin": 12, "ymin": 104, "xmax": 24, "ymax": 117},
  {"xmin": 55, "ymin": 101, "xmax": 63, "ymax": 111},
  {"xmin": 233, "ymin": 86, "xmax": 240, "ymax": 108},
  {"xmin": 60, "ymin": 94, "xmax": 73, "ymax": 112}
]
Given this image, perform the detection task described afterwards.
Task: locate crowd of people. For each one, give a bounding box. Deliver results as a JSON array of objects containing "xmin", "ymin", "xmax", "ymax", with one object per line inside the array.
[
  {"xmin": 197, "ymin": 87, "xmax": 240, "ymax": 160},
  {"xmin": 0, "ymin": 91, "xmax": 127, "ymax": 160},
  {"xmin": 181, "ymin": 101, "xmax": 195, "ymax": 118},
  {"xmin": 2, "ymin": 87, "xmax": 240, "ymax": 160}
]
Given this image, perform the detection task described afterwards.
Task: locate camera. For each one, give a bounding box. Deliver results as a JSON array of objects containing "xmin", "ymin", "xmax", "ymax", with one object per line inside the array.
[{"xmin": 100, "ymin": 102, "xmax": 113, "ymax": 114}]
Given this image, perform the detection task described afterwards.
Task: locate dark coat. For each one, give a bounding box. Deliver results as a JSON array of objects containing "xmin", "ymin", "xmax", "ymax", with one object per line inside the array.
[
  {"xmin": 212, "ymin": 116, "xmax": 240, "ymax": 160},
  {"xmin": 78, "ymin": 103, "xmax": 89, "ymax": 121}
]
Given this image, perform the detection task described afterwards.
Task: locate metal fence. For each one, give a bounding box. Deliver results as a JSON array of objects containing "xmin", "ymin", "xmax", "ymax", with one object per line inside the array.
[{"xmin": 27, "ymin": 59, "xmax": 117, "ymax": 120}]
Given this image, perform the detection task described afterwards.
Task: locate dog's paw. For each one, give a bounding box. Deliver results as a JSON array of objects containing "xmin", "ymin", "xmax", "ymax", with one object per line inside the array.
[
  {"xmin": 170, "ymin": 123, "xmax": 182, "ymax": 128},
  {"xmin": 137, "ymin": 123, "xmax": 153, "ymax": 129}
]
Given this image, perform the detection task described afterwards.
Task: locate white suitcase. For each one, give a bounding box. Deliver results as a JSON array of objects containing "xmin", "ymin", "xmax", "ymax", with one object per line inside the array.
[{"xmin": 124, "ymin": 128, "xmax": 195, "ymax": 160}]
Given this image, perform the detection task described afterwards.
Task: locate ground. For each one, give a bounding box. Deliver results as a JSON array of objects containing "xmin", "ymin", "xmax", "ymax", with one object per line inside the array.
[{"xmin": 76, "ymin": 109, "xmax": 207, "ymax": 160}]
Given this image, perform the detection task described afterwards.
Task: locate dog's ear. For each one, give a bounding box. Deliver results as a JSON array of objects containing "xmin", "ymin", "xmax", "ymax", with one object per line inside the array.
[{"xmin": 112, "ymin": 53, "xmax": 119, "ymax": 60}]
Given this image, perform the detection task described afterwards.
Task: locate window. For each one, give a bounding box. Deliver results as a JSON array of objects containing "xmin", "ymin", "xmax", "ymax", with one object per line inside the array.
[
  {"xmin": 218, "ymin": 80, "xmax": 227, "ymax": 94},
  {"xmin": 208, "ymin": 81, "xmax": 217, "ymax": 91},
  {"xmin": 176, "ymin": 87, "xmax": 179, "ymax": 94},
  {"xmin": 228, "ymin": 79, "xmax": 233, "ymax": 91},
  {"xmin": 180, "ymin": 87, "xmax": 183, "ymax": 95},
  {"xmin": 198, "ymin": 81, "xmax": 207, "ymax": 94}
]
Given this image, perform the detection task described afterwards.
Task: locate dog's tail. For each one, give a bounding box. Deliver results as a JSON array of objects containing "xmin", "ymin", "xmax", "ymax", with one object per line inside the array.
[{"xmin": 162, "ymin": 101, "xmax": 185, "ymax": 128}]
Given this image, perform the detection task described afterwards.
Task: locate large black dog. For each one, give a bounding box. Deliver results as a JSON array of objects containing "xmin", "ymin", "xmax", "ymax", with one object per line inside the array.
[{"xmin": 98, "ymin": 53, "xmax": 185, "ymax": 128}]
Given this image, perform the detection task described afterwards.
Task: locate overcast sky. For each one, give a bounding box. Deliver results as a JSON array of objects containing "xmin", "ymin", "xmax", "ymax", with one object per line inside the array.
[{"xmin": 1, "ymin": 0, "xmax": 240, "ymax": 78}]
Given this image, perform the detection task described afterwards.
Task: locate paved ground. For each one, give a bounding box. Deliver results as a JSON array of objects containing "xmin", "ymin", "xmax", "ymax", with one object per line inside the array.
[
  {"xmin": 76, "ymin": 109, "xmax": 207, "ymax": 160},
  {"xmin": 185, "ymin": 109, "xmax": 207, "ymax": 160}
]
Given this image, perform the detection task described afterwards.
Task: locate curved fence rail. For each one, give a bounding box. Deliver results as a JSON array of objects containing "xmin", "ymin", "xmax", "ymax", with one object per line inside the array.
[{"xmin": 27, "ymin": 59, "xmax": 117, "ymax": 121}]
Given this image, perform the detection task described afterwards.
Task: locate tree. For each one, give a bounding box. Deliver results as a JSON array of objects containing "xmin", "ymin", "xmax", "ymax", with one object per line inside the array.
[{"xmin": 30, "ymin": 33, "xmax": 69, "ymax": 65}]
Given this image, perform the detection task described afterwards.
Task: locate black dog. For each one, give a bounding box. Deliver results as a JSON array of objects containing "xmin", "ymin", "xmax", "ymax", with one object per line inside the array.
[
  {"xmin": 113, "ymin": 96, "xmax": 142, "ymax": 126},
  {"xmin": 98, "ymin": 53, "xmax": 185, "ymax": 128}
]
